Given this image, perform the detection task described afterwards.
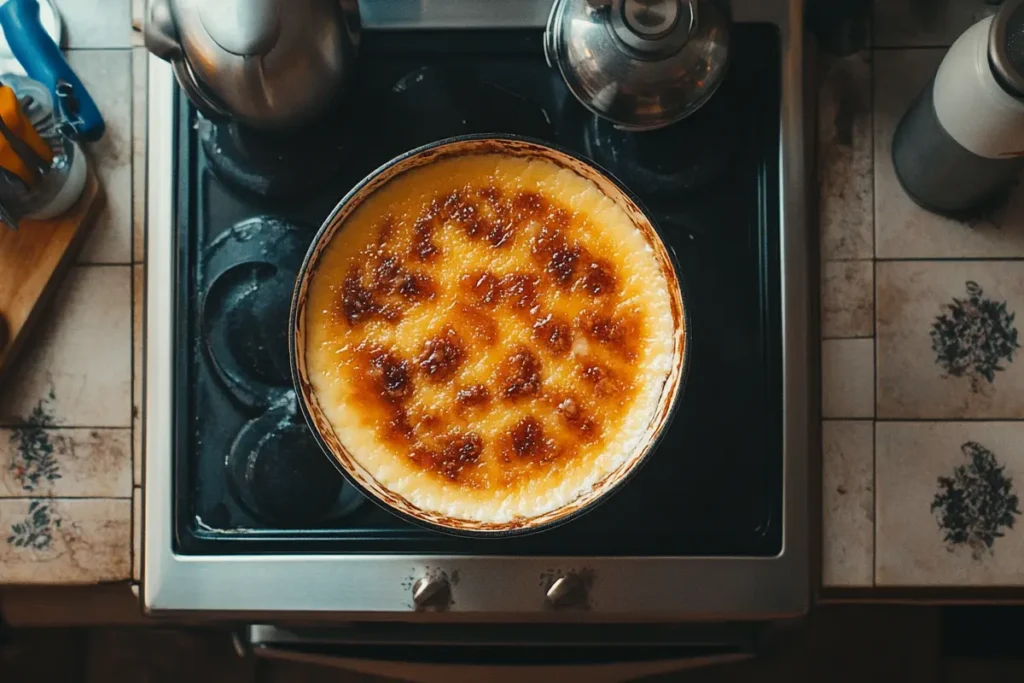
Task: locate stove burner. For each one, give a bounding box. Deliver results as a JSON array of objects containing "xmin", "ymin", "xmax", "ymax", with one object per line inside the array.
[
  {"xmin": 198, "ymin": 116, "xmax": 347, "ymax": 198},
  {"xmin": 202, "ymin": 216, "xmax": 311, "ymax": 410},
  {"xmin": 382, "ymin": 66, "xmax": 555, "ymax": 156},
  {"xmin": 582, "ymin": 92, "xmax": 739, "ymax": 194},
  {"xmin": 226, "ymin": 395, "xmax": 365, "ymax": 526}
]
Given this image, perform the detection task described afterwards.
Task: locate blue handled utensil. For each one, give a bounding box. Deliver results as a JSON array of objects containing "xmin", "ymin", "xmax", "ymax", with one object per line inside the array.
[{"xmin": 0, "ymin": 0, "xmax": 104, "ymax": 141}]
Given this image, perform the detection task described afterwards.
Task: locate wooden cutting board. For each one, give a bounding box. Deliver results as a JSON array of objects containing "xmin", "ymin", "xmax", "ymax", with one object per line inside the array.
[{"xmin": 0, "ymin": 170, "xmax": 103, "ymax": 382}]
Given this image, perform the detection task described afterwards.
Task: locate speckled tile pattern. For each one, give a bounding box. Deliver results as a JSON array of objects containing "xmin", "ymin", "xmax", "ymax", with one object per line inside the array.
[
  {"xmin": 876, "ymin": 422, "xmax": 1024, "ymax": 586},
  {"xmin": 132, "ymin": 47, "xmax": 147, "ymax": 263},
  {"xmin": 0, "ymin": 266, "xmax": 131, "ymax": 427},
  {"xmin": 822, "ymin": 2, "xmax": 1024, "ymax": 590},
  {"xmin": 0, "ymin": 0, "xmax": 138, "ymax": 585},
  {"xmin": 0, "ymin": 429, "xmax": 130, "ymax": 498},
  {"xmin": 0, "ymin": 498, "xmax": 130, "ymax": 584},
  {"xmin": 69, "ymin": 50, "xmax": 133, "ymax": 265},
  {"xmin": 823, "ymin": 260, "xmax": 874, "ymax": 339},
  {"xmin": 132, "ymin": 264, "xmax": 143, "ymax": 487},
  {"xmin": 822, "ymin": 339, "xmax": 875, "ymax": 419},
  {"xmin": 878, "ymin": 261, "xmax": 1024, "ymax": 419},
  {"xmin": 819, "ymin": 52, "xmax": 873, "ymax": 261},
  {"xmin": 822, "ymin": 420, "xmax": 874, "ymax": 587}
]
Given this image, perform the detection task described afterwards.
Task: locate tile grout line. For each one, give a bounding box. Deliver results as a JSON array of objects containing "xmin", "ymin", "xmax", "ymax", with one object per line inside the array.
[
  {"xmin": 0, "ymin": 496, "xmax": 133, "ymax": 500},
  {"xmin": 869, "ymin": 38, "xmax": 878, "ymax": 589},
  {"xmin": 129, "ymin": 30, "xmax": 136, "ymax": 575},
  {"xmin": 0, "ymin": 425, "xmax": 132, "ymax": 430}
]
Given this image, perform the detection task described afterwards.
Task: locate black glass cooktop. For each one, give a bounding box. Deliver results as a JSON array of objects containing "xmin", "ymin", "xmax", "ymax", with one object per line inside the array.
[{"xmin": 173, "ymin": 25, "xmax": 783, "ymax": 555}]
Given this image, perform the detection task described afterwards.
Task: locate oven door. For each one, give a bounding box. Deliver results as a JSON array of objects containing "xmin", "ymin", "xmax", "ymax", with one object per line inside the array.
[{"xmin": 239, "ymin": 622, "xmax": 789, "ymax": 682}]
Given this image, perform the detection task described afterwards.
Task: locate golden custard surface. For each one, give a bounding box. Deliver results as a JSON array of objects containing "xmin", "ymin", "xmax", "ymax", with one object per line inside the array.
[{"xmin": 305, "ymin": 154, "xmax": 675, "ymax": 523}]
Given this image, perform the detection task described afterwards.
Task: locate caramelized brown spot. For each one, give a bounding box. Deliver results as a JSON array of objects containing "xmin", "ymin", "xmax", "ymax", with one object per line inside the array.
[
  {"xmin": 487, "ymin": 217, "xmax": 515, "ymax": 247},
  {"xmin": 577, "ymin": 258, "xmax": 617, "ymax": 296},
  {"xmin": 546, "ymin": 244, "xmax": 580, "ymax": 286},
  {"xmin": 464, "ymin": 271, "xmax": 501, "ymax": 307},
  {"xmin": 531, "ymin": 224, "xmax": 564, "ymax": 258},
  {"xmin": 418, "ymin": 327, "xmax": 464, "ymax": 382},
  {"xmin": 508, "ymin": 416, "xmax": 545, "ymax": 459},
  {"xmin": 387, "ymin": 408, "xmax": 414, "ymax": 442},
  {"xmin": 412, "ymin": 218, "xmax": 438, "ymax": 261},
  {"xmin": 375, "ymin": 215, "xmax": 396, "ymax": 245},
  {"xmin": 377, "ymin": 303, "xmax": 404, "ymax": 323},
  {"xmin": 513, "ymin": 190, "xmax": 546, "ymax": 216},
  {"xmin": 340, "ymin": 268, "xmax": 377, "ymax": 325},
  {"xmin": 397, "ymin": 272, "xmax": 437, "ymax": 301},
  {"xmin": 578, "ymin": 311, "xmax": 639, "ymax": 360},
  {"xmin": 437, "ymin": 430, "xmax": 484, "ymax": 481},
  {"xmin": 533, "ymin": 314, "xmax": 573, "ymax": 355},
  {"xmin": 368, "ymin": 348, "xmax": 412, "ymax": 403},
  {"xmin": 557, "ymin": 396, "xmax": 600, "ymax": 442},
  {"xmin": 456, "ymin": 384, "xmax": 490, "ymax": 407},
  {"xmin": 477, "ymin": 186, "xmax": 501, "ymax": 203},
  {"xmin": 371, "ymin": 255, "xmax": 402, "ymax": 293},
  {"xmin": 547, "ymin": 207, "xmax": 571, "ymax": 230},
  {"xmin": 581, "ymin": 362, "xmax": 623, "ymax": 397},
  {"xmin": 438, "ymin": 190, "xmax": 482, "ymax": 237},
  {"xmin": 499, "ymin": 273, "xmax": 539, "ymax": 310},
  {"xmin": 500, "ymin": 348, "xmax": 542, "ymax": 399},
  {"xmin": 409, "ymin": 445, "xmax": 433, "ymax": 469}
]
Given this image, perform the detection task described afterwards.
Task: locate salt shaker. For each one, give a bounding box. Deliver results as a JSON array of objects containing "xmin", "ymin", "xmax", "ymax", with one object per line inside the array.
[{"xmin": 892, "ymin": 0, "xmax": 1024, "ymax": 216}]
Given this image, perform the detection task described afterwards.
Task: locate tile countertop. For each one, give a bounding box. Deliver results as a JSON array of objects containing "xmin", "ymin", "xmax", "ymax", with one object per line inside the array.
[
  {"xmin": 0, "ymin": 0, "xmax": 144, "ymax": 585},
  {"xmin": 820, "ymin": 0, "xmax": 1024, "ymax": 593},
  {"xmin": 1, "ymin": 0, "xmax": 1020, "ymax": 596}
]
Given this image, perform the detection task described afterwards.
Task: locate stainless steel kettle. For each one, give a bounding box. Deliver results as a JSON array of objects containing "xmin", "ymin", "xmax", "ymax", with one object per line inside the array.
[
  {"xmin": 144, "ymin": 0, "xmax": 359, "ymax": 129},
  {"xmin": 545, "ymin": 0, "xmax": 730, "ymax": 130}
]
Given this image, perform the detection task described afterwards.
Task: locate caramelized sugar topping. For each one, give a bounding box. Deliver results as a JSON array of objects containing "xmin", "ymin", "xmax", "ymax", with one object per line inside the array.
[{"xmin": 312, "ymin": 169, "xmax": 664, "ymax": 492}]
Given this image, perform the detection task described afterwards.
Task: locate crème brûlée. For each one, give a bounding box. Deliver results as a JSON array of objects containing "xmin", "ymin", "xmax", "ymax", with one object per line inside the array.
[{"xmin": 303, "ymin": 152, "xmax": 680, "ymax": 525}]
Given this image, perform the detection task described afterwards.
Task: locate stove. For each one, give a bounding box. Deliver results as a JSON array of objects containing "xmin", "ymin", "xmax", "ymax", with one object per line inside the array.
[{"xmin": 143, "ymin": 0, "xmax": 810, "ymax": 626}]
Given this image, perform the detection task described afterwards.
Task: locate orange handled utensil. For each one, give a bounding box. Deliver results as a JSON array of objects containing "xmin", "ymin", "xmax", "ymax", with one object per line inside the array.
[{"xmin": 0, "ymin": 83, "xmax": 52, "ymax": 186}]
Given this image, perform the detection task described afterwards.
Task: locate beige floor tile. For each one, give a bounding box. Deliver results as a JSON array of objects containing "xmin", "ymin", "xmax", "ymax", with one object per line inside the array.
[
  {"xmin": 67, "ymin": 50, "xmax": 133, "ymax": 265},
  {"xmin": 875, "ymin": 49, "xmax": 1024, "ymax": 258},
  {"xmin": 818, "ymin": 51, "xmax": 873, "ymax": 261},
  {"xmin": 822, "ymin": 339, "xmax": 874, "ymax": 418},
  {"xmin": 132, "ymin": 47, "xmax": 147, "ymax": 263},
  {"xmin": 0, "ymin": 266, "xmax": 131, "ymax": 428},
  {"xmin": 822, "ymin": 420, "xmax": 874, "ymax": 587},
  {"xmin": 876, "ymin": 422, "xmax": 1024, "ymax": 586},
  {"xmin": 132, "ymin": 264, "xmax": 143, "ymax": 486},
  {"xmin": 873, "ymin": 0, "xmax": 993, "ymax": 47},
  {"xmin": 822, "ymin": 260, "xmax": 873, "ymax": 339},
  {"xmin": 0, "ymin": 498, "xmax": 130, "ymax": 584},
  {"xmin": 0, "ymin": 428, "xmax": 130, "ymax": 497},
  {"xmin": 877, "ymin": 262, "xmax": 1024, "ymax": 418}
]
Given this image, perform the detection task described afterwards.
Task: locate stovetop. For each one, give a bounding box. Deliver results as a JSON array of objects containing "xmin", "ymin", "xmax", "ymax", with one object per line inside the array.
[{"xmin": 171, "ymin": 26, "xmax": 783, "ymax": 557}]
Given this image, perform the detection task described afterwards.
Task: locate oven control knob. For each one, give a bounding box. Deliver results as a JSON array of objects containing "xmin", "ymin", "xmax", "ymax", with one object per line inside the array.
[
  {"xmin": 412, "ymin": 575, "xmax": 450, "ymax": 610},
  {"xmin": 545, "ymin": 573, "xmax": 587, "ymax": 608}
]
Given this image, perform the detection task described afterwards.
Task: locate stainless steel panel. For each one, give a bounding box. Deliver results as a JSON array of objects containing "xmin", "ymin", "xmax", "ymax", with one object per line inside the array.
[{"xmin": 142, "ymin": 0, "xmax": 808, "ymax": 619}]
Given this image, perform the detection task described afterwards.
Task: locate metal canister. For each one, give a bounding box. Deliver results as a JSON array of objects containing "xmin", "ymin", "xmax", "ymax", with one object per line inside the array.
[{"xmin": 892, "ymin": 0, "xmax": 1024, "ymax": 216}]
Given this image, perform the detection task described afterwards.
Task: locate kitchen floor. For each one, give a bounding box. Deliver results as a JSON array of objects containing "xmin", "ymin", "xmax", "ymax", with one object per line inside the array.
[{"xmin": 1, "ymin": 605, "xmax": 1021, "ymax": 682}]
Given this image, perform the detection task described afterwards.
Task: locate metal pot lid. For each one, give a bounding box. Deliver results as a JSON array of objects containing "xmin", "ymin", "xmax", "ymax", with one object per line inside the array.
[{"xmin": 544, "ymin": 0, "xmax": 729, "ymax": 131}]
